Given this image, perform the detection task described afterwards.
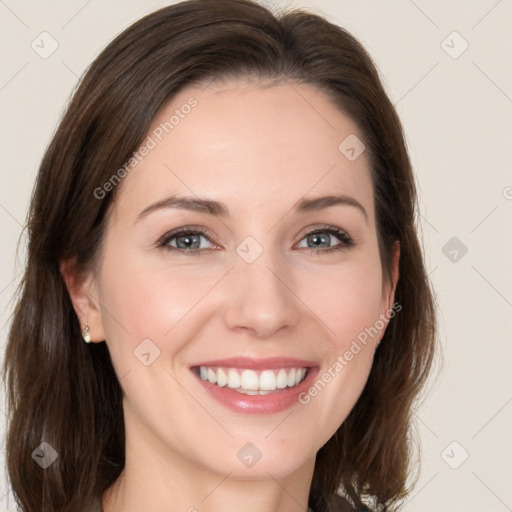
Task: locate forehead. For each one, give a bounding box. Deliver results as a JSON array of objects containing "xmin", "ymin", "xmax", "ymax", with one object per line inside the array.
[{"xmin": 113, "ymin": 79, "xmax": 374, "ymax": 224}]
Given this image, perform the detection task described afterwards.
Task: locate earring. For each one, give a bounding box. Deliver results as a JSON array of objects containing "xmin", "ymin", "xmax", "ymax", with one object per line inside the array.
[{"xmin": 82, "ymin": 323, "xmax": 92, "ymax": 343}]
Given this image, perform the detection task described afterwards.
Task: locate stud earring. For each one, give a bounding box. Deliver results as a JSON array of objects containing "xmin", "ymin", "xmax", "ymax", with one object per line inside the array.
[{"xmin": 82, "ymin": 323, "xmax": 91, "ymax": 343}]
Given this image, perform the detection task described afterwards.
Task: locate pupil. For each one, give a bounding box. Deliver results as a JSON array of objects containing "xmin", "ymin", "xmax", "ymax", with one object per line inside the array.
[
  {"xmin": 309, "ymin": 232, "xmax": 328, "ymax": 248},
  {"xmin": 177, "ymin": 234, "xmax": 199, "ymax": 249}
]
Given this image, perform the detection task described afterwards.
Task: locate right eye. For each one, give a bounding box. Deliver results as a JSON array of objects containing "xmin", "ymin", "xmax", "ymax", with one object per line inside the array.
[{"xmin": 157, "ymin": 227, "xmax": 218, "ymax": 255}]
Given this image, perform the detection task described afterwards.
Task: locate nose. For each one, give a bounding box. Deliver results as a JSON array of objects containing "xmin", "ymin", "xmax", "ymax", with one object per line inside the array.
[{"xmin": 222, "ymin": 248, "xmax": 302, "ymax": 339}]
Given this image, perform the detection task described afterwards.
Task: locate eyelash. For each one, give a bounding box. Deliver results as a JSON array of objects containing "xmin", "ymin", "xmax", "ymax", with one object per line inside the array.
[{"xmin": 156, "ymin": 224, "xmax": 355, "ymax": 256}]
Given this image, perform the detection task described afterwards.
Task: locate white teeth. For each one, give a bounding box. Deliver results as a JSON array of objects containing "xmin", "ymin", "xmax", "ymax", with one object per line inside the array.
[
  {"xmin": 217, "ymin": 368, "xmax": 228, "ymax": 387},
  {"xmin": 227, "ymin": 368, "xmax": 240, "ymax": 389},
  {"xmin": 235, "ymin": 389, "xmax": 274, "ymax": 395},
  {"xmin": 276, "ymin": 369, "xmax": 288, "ymax": 389},
  {"xmin": 207, "ymin": 368, "xmax": 217, "ymax": 384},
  {"xmin": 287, "ymin": 368, "xmax": 296, "ymax": 387},
  {"xmin": 240, "ymin": 369, "xmax": 259, "ymax": 390},
  {"xmin": 259, "ymin": 370, "xmax": 277, "ymax": 391},
  {"xmin": 199, "ymin": 365, "xmax": 308, "ymax": 392}
]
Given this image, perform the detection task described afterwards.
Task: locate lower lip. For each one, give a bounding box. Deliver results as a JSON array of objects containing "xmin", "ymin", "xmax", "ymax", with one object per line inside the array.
[{"xmin": 192, "ymin": 367, "xmax": 319, "ymax": 415}]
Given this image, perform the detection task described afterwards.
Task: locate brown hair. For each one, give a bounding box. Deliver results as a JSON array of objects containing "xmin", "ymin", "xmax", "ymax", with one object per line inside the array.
[{"xmin": 2, "ymin": 1, "xmax": 438, "ymax": 510}]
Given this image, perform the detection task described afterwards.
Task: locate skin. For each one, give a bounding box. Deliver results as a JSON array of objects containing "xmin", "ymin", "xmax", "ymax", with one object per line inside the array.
[{"xmin": 62, "ymin": 78, "xmax": 399, "ymax": 512}]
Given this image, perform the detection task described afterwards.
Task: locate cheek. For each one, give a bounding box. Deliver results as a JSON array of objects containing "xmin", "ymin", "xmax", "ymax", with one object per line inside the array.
[
  {"xmin": 299, "ymin": 256, "xmax": 384, "ymax": 344},
  {"xmin": 97, "ymin": 249, "xmax": 219, "ymax": 346},
  {"xmin": 294, "ymin": 259, "xmax": 383, "ymax": 435}
]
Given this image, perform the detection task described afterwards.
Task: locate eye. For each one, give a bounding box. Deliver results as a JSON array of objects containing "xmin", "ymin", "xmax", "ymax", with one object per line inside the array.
[
  {"xmin": 157, "ymin": 227, "xmax": 217, "ymax": 255},
  {"xmin": 295, "ymin": 225, "xmax": 354, "ymax": 254}
]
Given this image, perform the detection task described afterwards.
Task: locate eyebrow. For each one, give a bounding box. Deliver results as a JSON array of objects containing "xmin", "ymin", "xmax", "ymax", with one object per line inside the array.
[{"xmin": 136, "ymin": 193, "xmax": 368, "ymax": 223}]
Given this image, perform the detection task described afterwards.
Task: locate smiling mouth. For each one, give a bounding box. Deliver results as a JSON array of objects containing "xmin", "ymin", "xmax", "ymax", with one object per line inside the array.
[{"xmin": 194, "ymin": 366, "xmax": 309, "ymax": 395}]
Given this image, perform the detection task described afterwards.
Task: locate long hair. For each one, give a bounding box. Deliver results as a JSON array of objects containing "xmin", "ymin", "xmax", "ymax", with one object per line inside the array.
[{"xmin": 2, "ymin": 1, "xmax": 438, "ymax": 510}]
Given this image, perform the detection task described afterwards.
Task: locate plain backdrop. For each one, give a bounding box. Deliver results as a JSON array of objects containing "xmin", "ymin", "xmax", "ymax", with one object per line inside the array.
[{"xmin": 1, "ymin": 1, "xmax": 511, "ymax": 511}]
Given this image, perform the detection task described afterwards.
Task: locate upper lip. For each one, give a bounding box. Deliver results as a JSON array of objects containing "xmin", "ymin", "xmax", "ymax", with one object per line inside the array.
[{"xmin": 190, "ymin": 356, "xmax": 317, "ymax": 370}]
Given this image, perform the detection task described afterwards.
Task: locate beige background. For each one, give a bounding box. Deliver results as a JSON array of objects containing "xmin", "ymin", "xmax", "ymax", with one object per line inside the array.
[{"xmin": 1, "ymin": 1, "xmax": 511, "ymax": 510}]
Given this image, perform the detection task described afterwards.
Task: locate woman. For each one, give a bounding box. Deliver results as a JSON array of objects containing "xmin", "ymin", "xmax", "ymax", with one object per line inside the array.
[{"xmin": 2, "ymin": 1, "xmax": 438, "ymax": 511}]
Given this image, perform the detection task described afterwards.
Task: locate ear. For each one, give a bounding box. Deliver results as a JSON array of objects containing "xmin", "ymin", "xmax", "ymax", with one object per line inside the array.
[
  {"xmin": 60, "ymin": 258, "xmax": 106, "ymax": 343},
  {"xmin": 378, "ymin": 241, "xmax": 400, "ymax": 341},
  {"xmin": 383, "ymin": 240, "xmax": 400, "ymax": 310}
]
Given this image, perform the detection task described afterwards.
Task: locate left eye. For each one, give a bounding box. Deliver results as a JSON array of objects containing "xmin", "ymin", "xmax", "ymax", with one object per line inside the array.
[{"xmin": 295, "ymin": 227, "xmax": 353, "ymax": 251}]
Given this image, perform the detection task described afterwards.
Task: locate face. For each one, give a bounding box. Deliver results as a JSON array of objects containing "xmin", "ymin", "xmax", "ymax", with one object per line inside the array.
[{"xmin": 76, "ymin": 79, "xmax": 398, "ymax": 480}]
